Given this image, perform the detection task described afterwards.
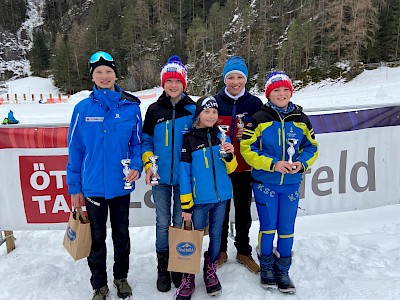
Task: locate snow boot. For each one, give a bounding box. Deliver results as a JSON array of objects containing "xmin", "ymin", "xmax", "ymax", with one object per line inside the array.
[
  {"xmin": 156, "ymin": 251, "xmax": 171, "ymax": 292},
  {"xmin": 92, "ymin": 285, "xmax": 109, "ymax": 300},
  {"xmin": 258, "ymin": 253, "xmax": 277, "ymax": 289},
  {"xmin": 175, "ymin": 273, "xmax": 195, "ymax": 300},
  {"xmin": 203, "ymin": 251, "xmax": 222, "ymax": 296},
  {"xmin": 274, "ymin": 255, "xmax": 296, "ymax": 294},
  {"xmin": 236, "ymin": 253, "xmax": 260, "ymax": 273},
  {"xmin": 113, "ymin": 278, "xmax": 132, "ymax": 299},
  {"xmin": 217, "ymin": 251, "xmax": 228, "ymax": 267},
  {"xmin": 171, "ymin": 271, "xmax": 183, "ymax": 288}
]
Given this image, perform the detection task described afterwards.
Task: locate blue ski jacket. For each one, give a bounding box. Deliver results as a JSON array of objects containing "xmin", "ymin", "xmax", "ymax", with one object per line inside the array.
[
  {"xmin": 142, "ymin": 92, "xmax": 196, "ymax": 185},
  {"xmin": 67, "ymin": 85, "xmax": 143, "ymax": 199},
  {"xmin": 180, "ymin": 126, "xmax": 238, "ymax": 212},
  {"xmin": 240, "ymin": 103, "xmax": 318, "ymax": 185}
]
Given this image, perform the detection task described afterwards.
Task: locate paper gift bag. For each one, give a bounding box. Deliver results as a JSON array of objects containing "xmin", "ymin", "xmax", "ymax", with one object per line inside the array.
[
  {"xmin": 63, "ymin": 208, "xmax": 92, "ymax": 260},
  {"xmin": 168, "ymin": 223, "xmax": 204, "ymax": 274}
]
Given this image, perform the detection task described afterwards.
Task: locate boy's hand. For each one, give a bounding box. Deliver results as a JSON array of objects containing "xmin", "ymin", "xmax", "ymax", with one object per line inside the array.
[
  {"xmin": 71, "ymin": 192, "xmax": 85, "ymax": 208},
  {"xmin": 125, "ymin": 170, "xmax": 140, "ymax": 183},
  {"xmin": 236, "ymin": 128, "xmax": 245, "ymax": 140},
  {"xmin": 274, "ymin": 161, "xmax": 295, "ymax": 174},
  {"xmin": 290, "ymin": 161, "xmax": 303, "ymax": 174},
  {"xmin": 145, "ymin": 168, "xmax": 160, "ymax": 186}
]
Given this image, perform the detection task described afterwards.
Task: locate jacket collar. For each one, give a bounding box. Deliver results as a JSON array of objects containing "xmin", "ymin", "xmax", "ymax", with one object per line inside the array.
[
  {"xmin": 157, "ymin": 91, "xmax": 195, "ymax": 108},
  {"xmin": 218, "ymin": 88, "xmax": 250, "ymax": 102}
]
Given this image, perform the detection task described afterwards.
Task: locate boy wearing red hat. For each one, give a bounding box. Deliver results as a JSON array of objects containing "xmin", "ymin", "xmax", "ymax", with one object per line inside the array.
[
  {"xmin": 240, "ymin": 71, "xmax": 319, "ymax": 294},
  {"xmin": 142, "ymin": 55, "xmax": 196, "ymax": 293}
]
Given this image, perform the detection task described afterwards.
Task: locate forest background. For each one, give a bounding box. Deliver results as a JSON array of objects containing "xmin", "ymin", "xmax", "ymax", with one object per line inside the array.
[{"xmin": 1, "ymin": 0, "xmax": 400, "ymax": 95}]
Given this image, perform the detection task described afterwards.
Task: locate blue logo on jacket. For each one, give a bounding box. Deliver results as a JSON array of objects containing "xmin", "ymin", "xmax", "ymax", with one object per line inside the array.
[
  {"xmin": 66, "ymin": 226, "xmax": 76, "ymax": 241},
  {"xmin": 176, "ymin": 242, "xmax": 196, "ymax": 256}
]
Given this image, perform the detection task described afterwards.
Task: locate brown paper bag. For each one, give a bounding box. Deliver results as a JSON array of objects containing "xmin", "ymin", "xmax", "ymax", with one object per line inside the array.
[
  {"xmin": 63, "ymin": 208, "xmax": 92, "ymax": 260},
  {"xmin": 168, "ymin": 222, "xmax": 204, "ymax": 274}
]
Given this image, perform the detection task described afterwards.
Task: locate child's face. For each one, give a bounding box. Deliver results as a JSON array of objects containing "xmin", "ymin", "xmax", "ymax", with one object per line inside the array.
[
  {"xmin": 268, "ymin": 86, "xmax": 292, "ymax": 109},
  {"xmin": 198, "ymin": 108, "xmax": 218, "ymax": 128},
  {"xmin": 225, "ymin": 73, "xmax": 246, "ymax": 96},
  {"xmin": 164, "ymin": 78, "xmax": 184, "ymax": 101},
  {"xmin": 92, "ymin": 65, "xmax": 116, "ymax": 90}
]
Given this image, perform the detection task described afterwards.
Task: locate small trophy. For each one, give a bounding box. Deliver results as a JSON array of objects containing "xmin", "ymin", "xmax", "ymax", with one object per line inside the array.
[
  {"xmin": 287, "ymin": 138, "xmax": 298, "ymax": 168},
  {"xmin": 218, "ymin": 125, "xmax": 230, "ymax": 158},
  {"xmin": 236, "ymin": 113, "xmax": 246, "ymax": 141},
  {"xmin": 121, "ymin": 158, "xmax": 132, "ymax": 189},
  {"xmin": 149, "ymin": 155, "xmax": 159, "ymax": 185}
]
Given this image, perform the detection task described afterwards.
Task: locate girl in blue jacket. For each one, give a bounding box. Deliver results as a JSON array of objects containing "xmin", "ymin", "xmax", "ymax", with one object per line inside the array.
[
  {"xmin": 241, "ymin": 71, "xmax": 318, "ymax": 295},
  {"xmin": 176, "ymin": 96, "xmax": 237, "ymax": 300},
  {"xmin": 66, "ymin": 51, "xmax": 142, "ymax": 300}
]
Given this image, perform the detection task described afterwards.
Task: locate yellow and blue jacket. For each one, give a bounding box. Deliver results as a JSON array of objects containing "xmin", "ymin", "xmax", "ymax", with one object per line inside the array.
[
  {"xmin": 240, "ymin": 103, "xmax": 318, "ymax": 185},
  {"xmin": 180, "ymin": 127, "xmax": 238, "ymax": 212},
  {"xmin": 142, "ymin": 92, "xmax": 196, "ymax": 185}
]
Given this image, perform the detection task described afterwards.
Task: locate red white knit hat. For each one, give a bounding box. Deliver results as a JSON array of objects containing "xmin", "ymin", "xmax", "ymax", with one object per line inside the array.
[
  {"xmin": 265, "ymin": 71, "xmax": 293, "ymax": 99},
  {"xmin": 160, "ymin": 55, "xmax": 188, "ymax": 90}
]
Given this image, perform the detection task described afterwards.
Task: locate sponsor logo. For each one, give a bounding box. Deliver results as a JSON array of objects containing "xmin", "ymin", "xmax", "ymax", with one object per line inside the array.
[
  {"xmin": 176, "ymin": 242, "xmax": 196, "ymax": 257},
  {"xmin": 196, "ymin": 143, "xmax": 205, "ymax": 150},
  {"xmin": 66, "ymin": 226, "xmax": 76, "ymax": 241},
  {"xmin": 85, "ymin": 117, "xmax": 104, "ymax": 122}
]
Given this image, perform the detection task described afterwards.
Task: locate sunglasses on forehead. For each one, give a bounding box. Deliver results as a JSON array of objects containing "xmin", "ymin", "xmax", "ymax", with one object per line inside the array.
[{"xmin": 89, "ymin": 51, "xmax": 114, "ymax": 63}]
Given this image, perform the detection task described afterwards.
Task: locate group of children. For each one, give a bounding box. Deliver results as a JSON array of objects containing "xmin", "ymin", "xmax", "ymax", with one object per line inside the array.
[{"xmin": 66, "ymin": 51, "xmax": 319, "ymax": 300}]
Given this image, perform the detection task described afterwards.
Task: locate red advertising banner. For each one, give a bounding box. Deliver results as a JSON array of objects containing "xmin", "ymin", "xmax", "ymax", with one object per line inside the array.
[
  {"xmin": 19, "ymin": 155, "xmax": 71, "ymax": 223},
  {"xmin": 0, "ymin": 126, "xmax": 69, "ymax": 149}
]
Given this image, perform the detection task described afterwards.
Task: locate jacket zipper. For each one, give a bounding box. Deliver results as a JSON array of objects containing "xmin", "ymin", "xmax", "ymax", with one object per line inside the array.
[
  {"xmin": 193, "ymin": 177, "xmax": 196, "ymax": 198},
  {"xmin": 280, "ymin": 115, "xmax": 285, "ymax": 185},
  {"xmin": 165, "ymin": 120, "xmax": 169, "ymax": 146},
  {"xmin": 230, "ymin": 101, "xmax": 237, "ymax": 141},
  {"xmin": 170, "ymin": 106, "xmax": 176, "ymax": 184},
  {"xmin": 203, "ymin": 148, "xmax": 209, "ymax": 168},
  {"xmin": 207, "ymin": 131, "xmax": 220, "ymax": 201}
]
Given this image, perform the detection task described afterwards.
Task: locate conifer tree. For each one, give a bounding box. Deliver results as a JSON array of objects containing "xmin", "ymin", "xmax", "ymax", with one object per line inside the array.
[{"xmin": 29, "ymin": 30, "xmax": 50, "ymax": 77}]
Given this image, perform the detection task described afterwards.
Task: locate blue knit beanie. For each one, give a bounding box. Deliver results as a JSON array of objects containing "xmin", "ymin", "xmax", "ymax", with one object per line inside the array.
[{"xmin": 222, "ymin": 56, "xmax": 248, "ymax": 83}]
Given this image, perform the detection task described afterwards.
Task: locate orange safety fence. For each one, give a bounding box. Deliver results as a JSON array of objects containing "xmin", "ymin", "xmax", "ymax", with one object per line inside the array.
[
  {"xmin": 0, "ymin": 93, "xmax": 70, "ymax": 104},
  {"xmin": 136, "ymin": 93, "xmax": 157, "ymax": 100}
]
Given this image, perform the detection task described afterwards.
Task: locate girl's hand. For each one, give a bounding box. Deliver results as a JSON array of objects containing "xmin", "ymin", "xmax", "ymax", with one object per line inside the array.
[
  {"xmin": 182, "ymin": 212, "xmax": 192, "ymax": 222},
  {"xmin": 221, "ymin": 142, "xmax": 234, "ymax": 154}
]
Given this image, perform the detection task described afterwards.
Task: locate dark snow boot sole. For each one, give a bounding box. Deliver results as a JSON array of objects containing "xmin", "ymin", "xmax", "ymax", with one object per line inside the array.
[
  {"xmin": 207, "ymin": 289, "xmax": 222, "ymax": 297},
  {"xmin": 261, "ymin": 282, "xmax": 278, "ymax": 290},
  {"xmin": 279, "ymin": 286, "xmax": 296, "ymax": 294}
]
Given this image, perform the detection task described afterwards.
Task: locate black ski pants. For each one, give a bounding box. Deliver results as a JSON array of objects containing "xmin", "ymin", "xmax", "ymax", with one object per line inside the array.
[
  {"xmin": 220, "ymin": 171, "xmax": 253, "ymax": 255},
  {"xmin": 85, "ymin": 194, "xmax": 131, "ymax": 290}
]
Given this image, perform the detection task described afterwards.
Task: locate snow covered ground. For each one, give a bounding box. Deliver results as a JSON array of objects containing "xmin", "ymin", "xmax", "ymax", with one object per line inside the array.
[
  {"xmin": 1, "ymin": 66, "xmax": 400, "ymax": 299},
  {"xmin": 1, "ymin": 205, "xmax": 399, "ymax": 300}
]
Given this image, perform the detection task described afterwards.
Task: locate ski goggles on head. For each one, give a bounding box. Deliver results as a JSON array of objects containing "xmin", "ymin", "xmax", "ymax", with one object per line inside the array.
[{"xmin": 89, "ymin": 51, "xmax": 114, "ymax": 64}]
